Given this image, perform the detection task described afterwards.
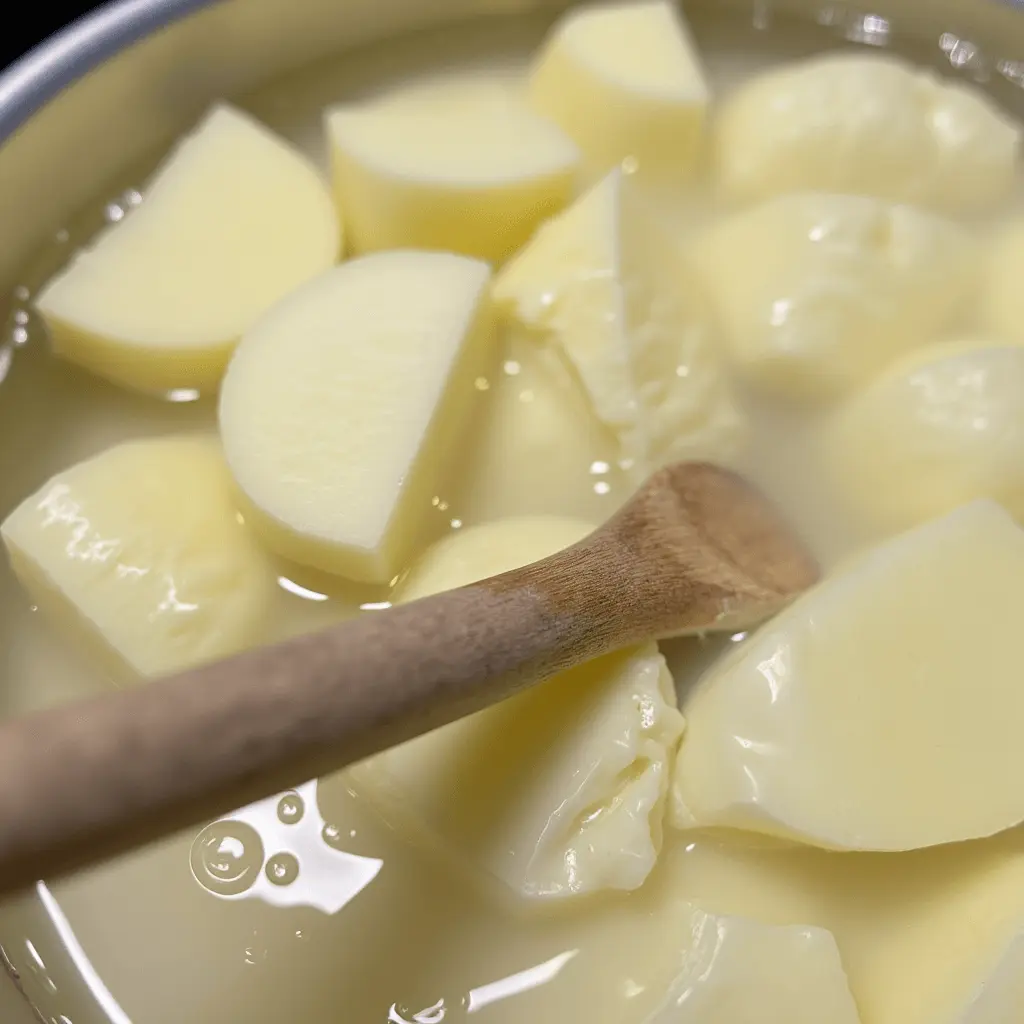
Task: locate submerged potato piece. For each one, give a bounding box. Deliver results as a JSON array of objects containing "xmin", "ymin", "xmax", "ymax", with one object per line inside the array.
[
  {"xmin": 715, "ymin": 52, "xmax": 1020, "ymax": 213},
  {"xmin": 670, "ymin": 830, "xmax": 1024, "ymax": 1024},
  {"xmin": 672, "ymin": 501, "xmax": 1024, "ymax": 851},
  {"xmin": 953, "ymin": 929, "xmax": 1024, "ymax": 1023},
  {"xmin": 349, "ymin": 516, "xmax": 685, "ymax": 905},
  {"xmin": 326, "ymin": 76, "xmax": 579, "ymax": 262},
  {"xmin": 529, "ymin": 0, "xmax": 709, "ymax": 179},
  {"xmin": 645, "ymin": 905, "xmax": 861, "ymax": 1023},
  {"xmin": 0, "ymin": 436, "xmax": 275, "ymax": 680},
  {"xmin": 691, "ymin": 192, "xmax": 973, "ymax": 400},
  {"xmin": 983, "ymin": 217, "xmax": 1024, "ymax": 346},
  {"xmin": 827, "ymin": 341, "xmax": 1024, "ymax": 533},
  {"xmin": 452, "ymin": 341, "xmax": 630, "ymax": 526},
  {"xmin": 494, "ymin": 168, "xmax": 745, "ymax": 480},
  {"xmin": 219, "ymin": 251, "xmax": 495, "ymax": 585},
  {"xmin": 35, "ymin": 104, "xmax": 339, "ymax": 396}
]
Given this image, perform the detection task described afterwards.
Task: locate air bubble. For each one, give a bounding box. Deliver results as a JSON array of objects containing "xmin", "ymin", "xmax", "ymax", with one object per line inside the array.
[
  {"xmin": 265, "ymin": 852, "xmax": 300, "ymax": 886},
  {"xmin": 277, "ymin": 792, "xmax": 305, "ymax": 825},
  {"xmin": 190, "ymin": 820, "xmax": 264, "ymax": 897}
]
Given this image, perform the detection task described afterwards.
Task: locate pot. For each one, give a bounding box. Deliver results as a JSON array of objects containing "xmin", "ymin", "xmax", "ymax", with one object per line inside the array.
[{"xmin": 1, "ymin": 1, "xmax": 1023, "ymax": 1021}]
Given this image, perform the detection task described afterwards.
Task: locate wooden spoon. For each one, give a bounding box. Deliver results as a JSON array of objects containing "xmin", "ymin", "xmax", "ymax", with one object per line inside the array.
[{"xmin": 0, "ymin": 461, "xmax": 817, "ymax": 897}]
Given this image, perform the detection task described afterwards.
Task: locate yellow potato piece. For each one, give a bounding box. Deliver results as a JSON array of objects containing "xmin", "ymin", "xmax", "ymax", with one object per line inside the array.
[
  {"xmin": 827, "ymin": 340, "xmax": 1024, "ymax": 534},
  {"xmin": 645, "ymin": 905, "xmax": 860, "ymax": 1024},
  {"xmin": 529, "ymin": 0, "xmax": 709, "ymax": 180},
  {"xmin": 349, "ymin": 516, "xmax": 684, "ymax": 906},
  {"xmin": 673, "ymin": 501, "xmax": 1024, "ymax": 851},
  {"xmin": 1, "ymin": 436, "xmax": 275, "ymax": 680},
  {"xmin": 668, "ymin": 830, "xmax": 1024, "ymax": 1024},
  {"xmin": 35, "ymin": 104, "xmax": 340, "ymax": 396},
  {"xmin": 715, "ymin": 52, "xmax": 1020, "ymax": 213},
  {"xmin": 690, "ymin": 192, "xmax": 974, "ymax": 400},
  {"xmin": 494, "ymin": 168, "xmax": 745, "ymax": 480},
  {"xmin": 326, "ymin": 76, "xmax": 579, "ymax": 262},
  {"xmin": 983, "ymin": 217, "xmax": 1024, "ymax": 346},
  {"xmin": 954, "ymin": 931, "xmax": 1024, "ymax": 1023},
  {"xmin": 219, "ymin": 251, "xmax": 496, "ymax": 584},
  {"xmin": 451, "ymin": 340, "xmax": 629, "ymax": 527}
]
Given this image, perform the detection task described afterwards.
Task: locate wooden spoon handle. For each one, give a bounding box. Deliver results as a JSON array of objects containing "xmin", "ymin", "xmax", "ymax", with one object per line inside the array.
[{"xmin": 0, "ymin": 540, "xmax": 623, "ymax": 897}]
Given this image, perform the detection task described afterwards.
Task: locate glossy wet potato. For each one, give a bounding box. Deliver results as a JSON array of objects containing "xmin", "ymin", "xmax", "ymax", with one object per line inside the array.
[{"xmin": 2, "ymin": 4, "xmax": 1024, "ymax": 1023}]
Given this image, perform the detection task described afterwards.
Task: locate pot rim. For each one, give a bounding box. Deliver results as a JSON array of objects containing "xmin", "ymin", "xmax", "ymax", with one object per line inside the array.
[{"xmin": 0, "ymin": 0, "xmax": 214, "ymax": 145}]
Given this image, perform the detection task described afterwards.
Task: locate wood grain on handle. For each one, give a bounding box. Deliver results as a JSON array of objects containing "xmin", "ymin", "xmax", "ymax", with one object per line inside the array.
[{"xmin": 0, "ymin": 539, "xmax": 626, "ymax": 896}]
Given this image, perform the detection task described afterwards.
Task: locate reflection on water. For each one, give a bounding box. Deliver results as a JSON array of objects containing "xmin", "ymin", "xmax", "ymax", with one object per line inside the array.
[
  {"xmin": 189, "ymin": 780, "xmax": 383, "ymax": 915},
  {"xmin": 466, "ymin": 949, "xmax": 579, "ymax": 1014},
  {"xmin": 36, "ymin": 882, "xmax": 133, "ymax": 1024},
  {"xmin": 386, "ymin": 948, "xmax": 583, "ymax": 1023}
]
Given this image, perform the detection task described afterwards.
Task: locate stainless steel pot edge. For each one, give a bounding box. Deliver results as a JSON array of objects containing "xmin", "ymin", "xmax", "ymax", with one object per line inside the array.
[{"xmin": 0, "ymin": 0, "xmax": 216, "ymax": 144}]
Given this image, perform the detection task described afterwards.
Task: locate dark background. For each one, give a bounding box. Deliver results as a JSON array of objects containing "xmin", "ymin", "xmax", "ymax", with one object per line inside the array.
[{"xmin": 2, "ymin": 3, "xmax": 106, "ymax": 71}]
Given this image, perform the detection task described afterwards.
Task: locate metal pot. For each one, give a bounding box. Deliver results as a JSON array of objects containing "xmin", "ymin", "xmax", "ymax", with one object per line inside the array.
[{"xmin": 1, "ymin": 0, "xmax": 1023, "ymax": 1020}]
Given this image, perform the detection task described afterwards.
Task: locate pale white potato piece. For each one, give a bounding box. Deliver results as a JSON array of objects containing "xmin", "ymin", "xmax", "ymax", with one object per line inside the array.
[
  {"xmin": 669, "ymin": 828, "xmax": 1024, "ymax": 1024},
  {"xmin": 219, "ymin": 251, "xmax": 495, "ymax": 584},
  {"xmin": 983, "ymin": 217, "xmax": 1024, "ymax": 345},
  {"xmin": 672, "ymin": 501, "xmax": 1024, "ymax": 851},
  {"xmin": 715, "ymin": 52, "xmax": 1020, "ymax": 213},
  {"xmin": 691, "ymin": 192, "xmax": 973, "ymax": 400},
  {"xmin": 645, "ymin": 905, "xmax": 860, "ymax": 1024},
  {"xmin": 529, "ymin": 0, "xmax": 709, "ymax": 179},
  {"xmin": 494, "ymin": 168, "xmax": 745, "ymax": 481},
  {"xmin": 0, "ymin": 436, "xmax": 275, "ymax": 680},
  {"xmin": 326, "ymin": 76, "xmax": 579, "ymax": 262},
  {"xmin": 827, "ymin": 340, "xmax": 1024, "ymax": 533},
  {"xmin": 35, "ymin": 104, "xmax": 340, "ymax": 396},
  {"xmin": 349, "ymin": 516, "xmax": 685, "ymax": 905}
]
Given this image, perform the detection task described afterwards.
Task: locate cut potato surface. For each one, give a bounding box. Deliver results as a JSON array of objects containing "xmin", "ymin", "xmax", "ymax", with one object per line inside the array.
[
  {"xmin": 494, "ymin": 168, "xmax": 745, "ymax": 480},
  {"xmin": 691, "ymin": 192, "xmax": 973, "ymax": 400},
  {"xmin": 349, "ymin": 516, "xmax": 685, "ymax": 905},
  {"xmin": 529, "ymin": 0, "xmax": 709, "ymax": 180},
  {"xmin": 35, "ymin": 104, "xmax": 339, "ymax": 396},
  {"xmin": 326, "ymin": 76, "xmax": 578, "ymax": 262},
  {"xmin": 0, "ymin": 436, "xmax": 275, "ymax": 680},
  {"xmin": 715, "ymin": 53, "xmax": 1020, "ymax": 213},
  {"xmin": 644, "ymin": 906, "xmax": 860, "ymax": 1023},
  {"xmin": 672, "ymin": 501, "xmax": 1024, "ymax": 851},
  {"xmin": 219, "ymin": 250, "xmax": 496, "ymax": 584},
  {"xmin": 827, "ymin": 341, "xmax": 1024, "ymax": 534}
]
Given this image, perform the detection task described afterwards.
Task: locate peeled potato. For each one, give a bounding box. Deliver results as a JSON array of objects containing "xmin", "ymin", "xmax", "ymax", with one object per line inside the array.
[
  {"xmin": 690, "ymin": 192, "xmax": 974, "ymax": 400},
  {"xmin": 983, "ymin": 217, "xmax": 1024, "ymax": 346},
  {"xmin": 219, "ymin": 250, "xmax": 496, "ymax": 585},
  {"xmin": 529, "ymin": 0, "xmax": 709, "ymax": 179},
  {"xmin": 35, "ymin": 104, "xmax": 340, "ymax": 396},
  {"xmin": 495, "ymin": 168, "xmax": 746, "ymax": 479},
  {"xmin": 1, "ymin": 436, "xmax": 275, "ymax": 680},
  {"xmin": 452, "ymin": 340, "xmax": 629, "ymax": 526},
  {"xmin": 349, "ymin": 516, "xmax": 684, "ymax": 906},
  {"xmin": 673, "ymin": 501, "xmax": 1024, "ymax": 853},
  {"xmin": 670, "ymin": 829, "xmax": 1024, "ymax": 1024},
  {"xmin": 715, "ymin": 52, "xmax": 1020, "ymax": 213},
  {"xmin": 326, "ymin": 76, "xmax": 579, "ymax": 262},
  {"xmin": 645, "ymin": 906, "xmax": 860, "ymax": 1024},
  {"xmin": 826, "ymin": 340, "xmax": 1024, "ymax": 533}
]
